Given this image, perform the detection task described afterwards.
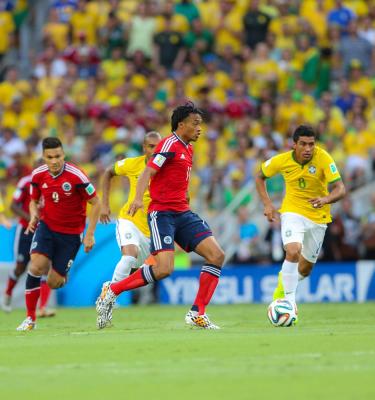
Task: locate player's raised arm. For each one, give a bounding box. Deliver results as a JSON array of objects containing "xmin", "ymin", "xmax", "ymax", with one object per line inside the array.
[
  {"xmin": 255, "ymin": 170, "xmax": 277, "ymax": 222},
  {"xmin": 100, "ymin": 165, "xmax": 116, "ymax": 224},
  {"xmin": 128, "ymin": 166, "xmax": 157, "ymax": 216},
  {"xmin": 308, "ymin": 180, "xmax": 346, "ymax": 209},
  {"xmin": 83, "ymin": 195, "xmax": 101, "ymax": 253},
  {"xmin": 25, "ymin": 199, "xmax": 40, "ymax": 234}
]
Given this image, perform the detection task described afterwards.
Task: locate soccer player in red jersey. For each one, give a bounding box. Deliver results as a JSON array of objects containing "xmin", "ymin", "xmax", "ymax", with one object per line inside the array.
[
  {"xmin": 16, "ymin": 137, "xmax": 101, "ymax": 331},
  {"xmin": 96, "ymin": 102, "xmax": 225, "ymax": 329},
  {"xmin": 2, "ymin": 171, "xmax": 55, "ymax": 316}
]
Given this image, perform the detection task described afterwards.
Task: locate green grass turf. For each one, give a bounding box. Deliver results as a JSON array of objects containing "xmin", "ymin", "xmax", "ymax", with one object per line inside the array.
[{"xmin": 0, "ymin": 303, "xmax": 374, "ymax": 400}]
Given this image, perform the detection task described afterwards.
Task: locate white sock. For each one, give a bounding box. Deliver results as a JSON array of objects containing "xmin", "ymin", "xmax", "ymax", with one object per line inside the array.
[
  {"xmin": 112, "ymin": 256, "xmax": 137, "ymax": 282},
  {"xmin": 281, "ymin": 260, "xmax": 298, "ymax": 303},
  {"xmin": 298, "ymin": 273, "xmax": 306, "ymax": 281}
]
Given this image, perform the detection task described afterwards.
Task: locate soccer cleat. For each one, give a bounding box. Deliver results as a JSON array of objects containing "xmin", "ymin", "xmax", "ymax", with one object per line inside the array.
[
  {"xmin": 2, "ymin": 294, "xmax": 12, "ymax": 313},
  {"xmin": 95, "ymin": 281, "xmax": 116, "ymax": 329},
  {"xmin": 273, "ymin": 271, "xmax": 285, "ymax": 300},
  {"xmin": 185, "ymin": 310, "xmax": 220, "ymax": 330},
  {"xmin": 16, "ymin": 317, "xmax": 36, "ymax": 331}
]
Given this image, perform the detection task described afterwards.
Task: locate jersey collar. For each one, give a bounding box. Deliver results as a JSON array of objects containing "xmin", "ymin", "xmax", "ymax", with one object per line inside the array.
[
  {"xmin": 173, "ymin": 132, "xmax": 188, "ymax": 147},
  {"xmin": 292, "ymin": 151, "xmax": 313, "ymax": 167},
  {"xmin": 49, "ymin": 162, "xmax": 66, "ymax": 179}
]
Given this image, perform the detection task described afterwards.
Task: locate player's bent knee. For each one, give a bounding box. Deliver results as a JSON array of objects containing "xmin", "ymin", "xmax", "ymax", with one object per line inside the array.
[
  {"xmin": 206, "ymin": 247, "xmax": 225, "ymax": 267},
  {"xmin": 29, "ymin": 264, "xmax": 45, "ymax": 276},
  {"xmin": 47, "ymin": 273, "xmax": 65, "ymax": 289},
  {"xmin": 154, "ymin": 264, "xmax": 173, "ymax": 280},
  {"xmin": 285, "ymin": 245, "xmax": 301, "ymax": 261}
]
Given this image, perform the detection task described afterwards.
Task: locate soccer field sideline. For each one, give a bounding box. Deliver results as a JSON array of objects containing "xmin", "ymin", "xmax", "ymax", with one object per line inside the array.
[{"xmin": 1, "ymin": 303, "xmax": 374, "ymax": 400}]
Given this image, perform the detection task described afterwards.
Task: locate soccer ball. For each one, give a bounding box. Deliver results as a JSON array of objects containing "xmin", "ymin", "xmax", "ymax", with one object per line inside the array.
[{"xmin": 267, "ymin": 299, "xmax": 297, "ymax": 327}]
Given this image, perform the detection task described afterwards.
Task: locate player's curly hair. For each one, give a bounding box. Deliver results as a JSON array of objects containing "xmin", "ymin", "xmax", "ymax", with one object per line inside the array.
[
  {"xmin": 292, "ymin": 125, "xmax": 316, "ymax": 143},
  {"xmin": 171, "ymin": 101, "xmax": 203, "ymax": 131},
  {"xmin": 42, "ymin": 137, "xmax": 63, "ymax": 150}
]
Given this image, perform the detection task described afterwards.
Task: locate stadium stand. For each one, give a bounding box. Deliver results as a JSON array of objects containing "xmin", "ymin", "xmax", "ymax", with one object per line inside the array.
[{"xmin": 0, "ymin": 0, "xmax": 374, "ymax": 265}]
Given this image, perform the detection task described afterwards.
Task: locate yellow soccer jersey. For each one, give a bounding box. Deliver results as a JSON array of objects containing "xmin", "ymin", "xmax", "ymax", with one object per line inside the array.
[
  {"xmin": 114, "ymin": 155, "xmax": 150, "ymax": 237},
  {"xmin": 0, "ymin": 194, "xmax": 5, "ymax": 213},
  {"xmin": 261, "ymin": 147, "xmax": 341, "ymax": 223}
]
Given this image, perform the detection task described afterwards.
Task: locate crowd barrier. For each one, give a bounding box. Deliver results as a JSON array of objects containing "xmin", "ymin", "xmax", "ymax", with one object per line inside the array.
[{"xmin": 1, "ymin": 225, "xmax": 374, "ymax": 306}]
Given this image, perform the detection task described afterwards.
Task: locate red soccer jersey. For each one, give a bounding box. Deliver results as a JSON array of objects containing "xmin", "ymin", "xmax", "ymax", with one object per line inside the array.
[
  {"xmin": 30, "ymin": 162, "xmax": 96, "ymax": 234},
  {"xmin": 12, "ymin": 174, "xmax": 32, "ymax": 229},
  {"xmin": 147, "ymin": 133, "xmax": 193, "ymax": 212}
]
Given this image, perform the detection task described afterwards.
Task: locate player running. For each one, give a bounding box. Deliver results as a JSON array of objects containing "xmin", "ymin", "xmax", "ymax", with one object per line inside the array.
[
  {"xmin": 96, "ymin": 102, "xmax": 225, "ymax": 330},
  {"xmin": 2, "ymin": 172, "xmax": 54, "ymax": 316},
  {"xmin": 16, "ymin": 137, "xmax": 101, "ymax": 331},
  {"xmin": 255, "ymin": 125, "xmax": 346, "ymax": 317},
  {"xmin": 98, "ymin": 131, "xmax": 161, "ymax": 318}
]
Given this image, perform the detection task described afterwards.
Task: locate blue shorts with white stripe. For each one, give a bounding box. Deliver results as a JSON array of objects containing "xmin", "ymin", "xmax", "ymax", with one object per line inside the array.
[{"xmin": 148, "ymin": 210, "xmax": 212, "ymax": 254}]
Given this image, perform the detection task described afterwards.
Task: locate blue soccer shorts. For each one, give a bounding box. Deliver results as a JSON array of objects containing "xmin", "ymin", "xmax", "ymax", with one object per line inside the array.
[
  {"xmin": 30, "ymin": 221, "xmax": 82, "ymax": 277},
  {"xmin": 14, "ymin": 225, "xmax": 33, "ymax": 266},
  {"xmin": 148, "ymin": 210, "xmax": 213, "ymax": 254}
]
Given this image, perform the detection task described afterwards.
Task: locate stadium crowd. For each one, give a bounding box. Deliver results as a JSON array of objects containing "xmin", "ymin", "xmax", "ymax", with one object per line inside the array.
[{"xmin": 1, "ymin": 0, "xmax": 375, "ymax": 264}]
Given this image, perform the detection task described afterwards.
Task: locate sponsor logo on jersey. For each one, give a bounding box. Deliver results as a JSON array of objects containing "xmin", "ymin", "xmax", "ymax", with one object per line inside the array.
[
  {"xmin": 285, "ymin": 229, "xmax": 292, "ymax": 237},
  {"xmin": 153, "ymin": 154, "xmax": 166, "ymax": 167},
  {"xmin": 164, "ymin": 235, "xmax": 172, "ymax": 245},
  {"xmin": 42, "ymin": 183, "xmax": 48, "ymax": 189},
  {"xmin": 329, "ymin": 163, "xmax": 337, "ymax": 174},
  {"xmin": 31, "ymin": 241, "xmax": 38, "ymax": 250},
  {"xmin": 85, "ymin": 183, "xmax": 95, "ymax": 195},
  {"xmin": 125, "ymin": 232, "xmax": 132, "ymax": 239},
  {"xmin": 62, "ymin": 182, "xmax": 72, "ymax": 192},
  {"xmin": 180, "ymin": 153, "xmax": 186, "ymax": 159},
  {"xmin": 308, "ymin": 165, "xmax": 316, "ymax": 174}
]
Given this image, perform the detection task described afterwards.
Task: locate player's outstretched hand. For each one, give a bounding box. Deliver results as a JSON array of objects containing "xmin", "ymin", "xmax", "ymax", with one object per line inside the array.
[
  {"xmin": 308, "ymin": 197, "xmax": 328, "ymax": 209},
  {"xmin": 128, "ymin": 198, "xmax": 143, "ymax": 217},
  {"xmin": 25, "ymin": 215, "xmax": 38, "ymax": 234},
  {"xmin": 100, "ymin": 204, "xmax": 111, "ymax": 224},
  {"xmin": 264, "ymin": 203, "xmax": 277, "ymax": 222},
  {"xmin": 83, "ymin": 234, "xmax": 95, "ymax": 253}
]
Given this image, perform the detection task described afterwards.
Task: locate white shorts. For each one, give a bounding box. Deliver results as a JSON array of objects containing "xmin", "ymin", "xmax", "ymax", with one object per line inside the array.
[
  {"xmin": 115, "ymin": 219, "xmax": 151, "ymax": 268},
  {"xmin": 280, "ymin": 212, "xmax": 327, "ymax": 263}
]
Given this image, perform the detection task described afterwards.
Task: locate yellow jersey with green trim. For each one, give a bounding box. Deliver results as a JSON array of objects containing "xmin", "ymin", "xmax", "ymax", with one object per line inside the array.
[
  {"xmin": 114, "ymin": 155, "xmax": 150, "ymax": 237},
  {"xmin": 261, "ymin": 146, "xmax": 341, "ymax": 223}
]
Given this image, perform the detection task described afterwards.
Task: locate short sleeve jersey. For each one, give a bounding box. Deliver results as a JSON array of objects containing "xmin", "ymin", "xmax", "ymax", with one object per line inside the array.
[
  {"xmin": 30, "ymin": 162, "xmax": 96, "ymax": 234},
  {"xmin": 147, "ymin": 133, "xmax": 192, "ymax": 212},
  {"xmin": 114, "ymin": 155, "xmax": 150, "ymax": 237},
  {"xmin": 261, "ymin": 146, "xmax": 341, "ymax": 223},
  {"xmin": 12, "ymin": 174, "xmax": 32, "ymax": 229}
]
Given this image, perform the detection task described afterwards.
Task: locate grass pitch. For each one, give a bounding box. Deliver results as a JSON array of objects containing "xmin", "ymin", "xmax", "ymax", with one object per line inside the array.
[{"xmin": 0, "ymin": 303, "xmax": 374, "ymax": 400}]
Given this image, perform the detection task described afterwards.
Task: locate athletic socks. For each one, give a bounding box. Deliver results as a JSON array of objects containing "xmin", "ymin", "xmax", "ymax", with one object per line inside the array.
[
  {"xmin": 112, "ymin": 255, "xmax": 137, "ymax": 282},
  {"xmin": 281, "ymin": 260, "xmax": 299, "ymax": 304},
  {"xmin": 192, "ymin": 264, "xmax": 221, "ymax": 315},
  {"xmin": 5, "ymin": 270, "xmax": 18, "ymax": 296},
  {"xmin": 25, "ymin": 272, "xmax": 41, "ymax": 321},
  {"xmin": 39, "ymin": 279, "xmax": 51, "ymax": 309},
  {"xmin": 110, "ymin": 265, "xmax": 156, "ymax": 296}
]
